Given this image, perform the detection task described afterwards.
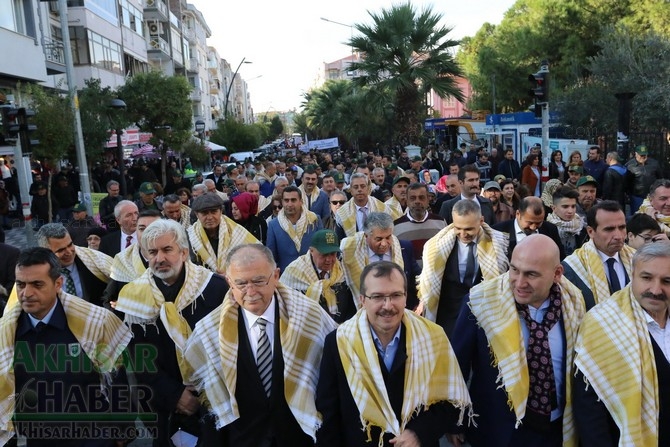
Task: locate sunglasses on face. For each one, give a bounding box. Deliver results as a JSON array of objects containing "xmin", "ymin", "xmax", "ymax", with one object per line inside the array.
[
  {"xmin": 273, "ymin": 205, "xmax": 282, "ymax": 210},
  {"xmin": 330, "ymin": 200, "xmax": 346, "ymax": 205}
]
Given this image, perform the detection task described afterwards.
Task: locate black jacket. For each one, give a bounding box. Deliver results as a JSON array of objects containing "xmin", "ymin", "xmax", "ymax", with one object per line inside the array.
[{"xmin": 492, "ymin": 218, "xmax": 566, "ymax": 261}]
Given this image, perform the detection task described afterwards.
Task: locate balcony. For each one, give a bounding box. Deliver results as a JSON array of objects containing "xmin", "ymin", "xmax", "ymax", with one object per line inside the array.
[
  {"xmin": 43, "ymin": 37, "xmax": 66, "ymax": 75},
  {"xmin": 182, "ymin": 27, "xmax": 196, "ymax": 44},
  {"xmin": 190, "ymin": 89, "xmax": 202, "ymax": 102},
  {"xmin": 187, "ymin": 57, "xmax": 199, "ymax": 74},
  {"xmin": 147, "ymin": 36, "xmax": 171, "ymax": 61},
  {"xmin": 144, "ymin": 0, "xmax": 169, "ymax": 21}
]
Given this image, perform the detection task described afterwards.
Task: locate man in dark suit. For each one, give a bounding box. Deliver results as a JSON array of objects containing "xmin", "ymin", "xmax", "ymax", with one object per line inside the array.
[
  {"xmin": 316, "ymin": 261, "xmax": 471, "ymax": 447},
  {"xmin": 99, "ymin": 200, "xmax": 138, "ymax": 257},
  {"xmin": 184, "ymin": 244, "xmax": 338, "ymax": 447},
  {"xmin": 439, "ymin": 164, "xmax": 495, "ymax": 226},
  {"xmin": 206, "ymin": 164, "xmax": 226, "ymax": 192},
  {"xmin": 451, "ymin": 234, "xmax": 585, "ymax": 447},
  {"xmin": 417, "ymin": 200, "xmax": 509, "ymax": 337},
  {"xmin": 573, "ymin": 241, "xmax": 670, "ymax": 446},
  {"xmin": 36, "ymin": 223, "xmax": 112, "ymax": 307},
  {"xmin": 493, "ymin": 196, "xmax": 566, "ymax": 261}
]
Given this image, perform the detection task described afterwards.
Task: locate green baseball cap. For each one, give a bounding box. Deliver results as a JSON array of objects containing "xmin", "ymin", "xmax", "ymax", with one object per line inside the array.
[
  {"xmin": 139, "ymin": 182, "xmax": 156, "ymax": 194},
  {"xmin": 310, "ymin": 229, "xmax": 340, "ymax": 254},
  {"xmin": 635, "ymin": 145, "xmax": 649, "ymax": 156},
  {"xmin": 576, "ymin": 175, "xmax": 598, "ymax": 188}
]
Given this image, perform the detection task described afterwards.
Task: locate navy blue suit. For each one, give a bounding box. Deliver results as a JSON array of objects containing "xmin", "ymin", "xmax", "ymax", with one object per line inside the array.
[{"xmin": 451, "ymin": 296, "xmax": 566, "ymax": 447}]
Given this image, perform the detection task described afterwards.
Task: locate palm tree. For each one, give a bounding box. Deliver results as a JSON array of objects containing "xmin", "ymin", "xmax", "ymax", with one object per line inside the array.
[{"xmin": 349, "ymin": 2, "xmax": 464, "ymax": 143}]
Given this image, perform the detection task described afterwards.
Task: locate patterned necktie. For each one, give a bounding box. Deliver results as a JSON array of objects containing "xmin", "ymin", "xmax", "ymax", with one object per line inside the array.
[
  {"xmin": 464, "ymin": 242, "xmax": 476, "ymax": 286},
  {"xmin": 125, "ymin": 235, "xmax": 133, "ymax": 248},
  {"xmin": 606, "ymin": 258, "xmax": 621, "ymax": 293},
  {"xmin": 318, "ymin": 270, "xmax": 326, "ymax": 280},
  {"xmin": 517, "ymin": 283, "xmax": 562, "ymax": 420},
  {"xmin": 256, "ymin": 318, "xmax": 272, "ymax": 397},
  {"xmin": 62, "ymin": 268, "xmax": 76, "ymax": 295}
]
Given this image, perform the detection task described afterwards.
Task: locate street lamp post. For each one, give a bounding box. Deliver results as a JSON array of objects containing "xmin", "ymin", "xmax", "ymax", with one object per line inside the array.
[
  {"xmin": 320, "ymin": 17, "xmax": 354, "ymax": 74},
  {"xmin": 223, "ymin": 58, "xmax": 252, "ymax": 120},
  {"xmin": 108, "ymin": 98, "xmax": 127, "ymax": 197}
]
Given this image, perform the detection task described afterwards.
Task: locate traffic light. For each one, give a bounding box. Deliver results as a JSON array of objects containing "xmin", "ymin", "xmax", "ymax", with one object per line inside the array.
[
  {"xmin": 1, "ymin": 107, "xmax": 38, "ymax": 152},
  {"xmin": 528, "ymin": 70, "xmax": 549, "ymax": 103}
]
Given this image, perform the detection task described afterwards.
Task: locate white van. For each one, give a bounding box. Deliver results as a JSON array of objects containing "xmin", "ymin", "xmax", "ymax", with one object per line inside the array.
[{"xmin": 229, "ymin": 151, "xmax": 255, "ymax": 163}]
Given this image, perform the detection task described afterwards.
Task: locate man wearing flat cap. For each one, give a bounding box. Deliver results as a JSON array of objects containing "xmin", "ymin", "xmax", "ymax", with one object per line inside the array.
[
  {"xmin": 385, "ymin": 176, "xmax": 411, "ymax": 220},
  {"xmin": 187, "ymin": 192, "xmax": 259, "ymax": 274},
  {"xmin": 281, "ymin": 229, "xmax": 356, "ymax": 323}
]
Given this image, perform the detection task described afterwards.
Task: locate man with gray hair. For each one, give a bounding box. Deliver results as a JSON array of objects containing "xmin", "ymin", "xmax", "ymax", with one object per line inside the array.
[
  {"xmin": 33, "ymin": 222, "xmax": 113, "ymax": 307},
  {"xmin": 184, "ymin": 244, "xmax": 337, "ymax": 447},
  {"xmin": 417, "ymin": 199, "xmax": 509, "ymax": 337},
  {"xmin": 115, "ymin": 219, "xmax": 229, "ymax": 445},
  {"xmin": 637, "ymin": 179, "xmax": 670, "ymax": 237},
  {"xmin": 162, "ymin": 193, "xmax": 191, "ymax": 229},
  {"xmin": 340, "ymin": 212, "xmax": 421, "ymax": 308},
  {"xmin": 99, "ymin": 200, "xmax": 138, "ymax": 257},
  {"xmin": 98, "ymin": 179, "xmax": 122, "ymax": 229},
  {"xmin": 573, "ymin": 240, "xmax": 670, "ymax": 446},
  {"xmin": 203, "ymin": 178, "xmax": 229, "ymax": 202}
]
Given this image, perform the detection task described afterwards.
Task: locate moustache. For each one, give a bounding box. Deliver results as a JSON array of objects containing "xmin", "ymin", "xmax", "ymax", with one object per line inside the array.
[
  {"xmin": 642, "ymin": 292, "xmax": 667, "ymax": 301},
  {"xmin": 377, "ymin": 310, "xmax": 398, "ymax": 318}
]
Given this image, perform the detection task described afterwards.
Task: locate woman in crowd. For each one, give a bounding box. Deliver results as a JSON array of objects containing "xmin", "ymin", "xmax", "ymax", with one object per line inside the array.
[
  {"xmin": 176, "ymin": 187, "xmax": 191, "ymax": 207},
  {"xmin": 521, "ymin": 153, "xmax": 541, "ymax": 196},
  {"xmin": 231, "ymin": 192, "xmax": 267, "ymax": 244},
  {"xmin": 569, "ymin": 150, "xmax": 583, "ymax": 165},
  {"xmin": 548, "ymin": 150, "xmax": 567, "ymax": 182},
  {"xmin": 500, "ymin": 179, "xmax": 520, "ymax": 210}
]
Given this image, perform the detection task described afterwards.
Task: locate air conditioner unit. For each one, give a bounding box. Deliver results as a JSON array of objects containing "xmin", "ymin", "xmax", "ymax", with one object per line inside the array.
[{"xmin": 148, "ymin": 22, "xmax": 163, "ymax": 35}]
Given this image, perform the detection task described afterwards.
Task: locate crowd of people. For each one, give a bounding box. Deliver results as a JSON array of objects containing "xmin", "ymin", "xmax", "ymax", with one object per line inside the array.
[{"xmin": 0, "ymin": 140, "xmax": 669, "ymax": 447}]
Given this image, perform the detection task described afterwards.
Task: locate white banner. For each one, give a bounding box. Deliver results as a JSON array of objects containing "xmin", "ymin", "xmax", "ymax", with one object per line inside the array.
[{"xmin": 305, "ymin": 137, "xmax": 339, "ymax": 151}]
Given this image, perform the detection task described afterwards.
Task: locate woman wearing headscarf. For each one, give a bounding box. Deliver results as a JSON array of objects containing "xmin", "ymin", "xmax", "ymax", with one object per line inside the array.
[{"xmin": 230, "ymin": 192, "xmax": 267, "ymax": 244}]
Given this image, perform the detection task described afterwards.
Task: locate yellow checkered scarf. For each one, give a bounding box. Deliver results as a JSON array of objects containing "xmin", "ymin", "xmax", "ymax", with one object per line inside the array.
[
  {"xmin": 336, "ymin": 196, "xmax": 389, "ymax": 238},
  {"xmin": 276, "ymin": 208, "xmax": 320, "ymax": 252},
  {"xmin": 5, "ymin": 246, "xmax": 113, "ymax": 310},
  {"xmin": 187, "ymin": 215, "xmax": 259, "ymax": 273},
  {"xmin": 298, "ymin": 184, "xmax": 321, "ymax": 208},
  {"xmin": 257, "ymin": 195, "xmax": 271, "ymax": 216},
  {"xmin": 468, "ymin": 273, "xmax": 584, "ymax": 445},
  {"xmin": 385, "ymin": 197, "xmax": 403, "ymax": 220},
  {"xmin": 0, "ymin": 292, "xmax": 132, "ymax": 445},
  {"xmin": 175, "ymin": 204, "xmax": 192, "ymax": 230},
  {"xmin": 115, "ymin": 262, "xmax": 213, "ymax": 380},
  {"xmin": 336, "ymin": 309, "xmax": 472, "ymax": 444},
  {"xmin": 563, "ymin": 240, "xmax": 634, "ymax": 306},
  {"xmin": 110, "ymin": 243, "xmax": 146, "ymax": 283},
  {"xmin": 340, "ymin": 232, "xmax": 404, "ymax": 299},
  {"xmin": 418, "ymin": 223, "xmax": 509, "ymax": 322},
  {"xmin": 280, "ymin": 252, "xmax": 346, "ymax": 315},
  {"xmin": 638, "ymin": 198, "xmax": 670, "ymax": 235},
  {"xmin": 183, "ymin": 284, "xmax": 338, "ymax": 439},
  {"xmin": 574, "ymin": 286, "xmax": 658, "ymax": 447}
]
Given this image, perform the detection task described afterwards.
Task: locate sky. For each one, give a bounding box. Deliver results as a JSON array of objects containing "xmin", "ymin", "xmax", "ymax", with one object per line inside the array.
[{"xmin": 189, "ymin": 0, "xmax": 517, "ymax": 113}]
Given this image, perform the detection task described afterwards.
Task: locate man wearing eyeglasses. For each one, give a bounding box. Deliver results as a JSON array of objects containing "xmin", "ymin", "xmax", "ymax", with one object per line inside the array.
[
  {"xmin": 184, "ymin": 244, "xmax": 337, "ymax": 447},
  {"xmin": 323, "ymin": 191, "xmax": 348, "ymax": 232},
  {"xmin": 116, "ymin": 219, "xmax": 229, "ymax": 445},
  {"xmin": 316, "ymin": 261, "xmax": 472, "ymax": 447}
]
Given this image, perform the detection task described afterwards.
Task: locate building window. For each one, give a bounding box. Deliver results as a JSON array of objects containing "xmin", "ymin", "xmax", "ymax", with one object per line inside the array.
[
  {"xmin": 77, "ymin": 28, "xmax": 123, "ymax": 74},
  {"xmin": 120, "ymin": 0, "xmax": 143, "ymax": 35},
  {"xmin": 0, "ymin": 0, "xmax": 28, "ymax": 35}
]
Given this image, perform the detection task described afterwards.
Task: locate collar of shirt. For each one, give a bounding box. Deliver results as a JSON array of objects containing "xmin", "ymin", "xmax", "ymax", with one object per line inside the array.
[
  {"xmin": 19, "ymin": 298, "xmax": 67, "ymax": 336},
  {"xmin": 370, "ymin": 323, "xmax": 402, "ymax": 369},
  {"xmin": 526, "ymin": 297, "xmax": 551, "ymax": 322},
  {"xmin": 460, "ymin": 194, "xmax": 480, "ymax": 206},
  {"xmin": 595, "ymin": 249, "xmax": 622, "ymax": 265},
  {"xmin": 242, "ymin": 296, "xmax": 276, "ymax": 332},
  {"xmin": 644, "ymin": 308, "xmax": 669, "ymax": 330},
  {"xmin": 406, "ymin": 209, "xmax": 429, "ymax": 223},
  {"xmin": 355, "ymin": 203, "xmax": 369, "ymax": 212},
  {"xmin": 368, "ymin": 247, "xmax": 389, "ymax": 261},
  {"xmin": 514, "ymin": 218, "xmax": 537, "ymax": 236}
]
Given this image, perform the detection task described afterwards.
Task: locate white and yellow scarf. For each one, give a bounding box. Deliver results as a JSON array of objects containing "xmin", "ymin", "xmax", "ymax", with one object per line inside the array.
[
  {"xmin": 0, "ymin": 292, "xmax": 132, "ymax": 445},
  {"xmin": 546, "ymin": 212, "xmax": 584, "ymax": 236},
  {"xmin": 5, "ymin": 246, "xmax": 112, "ymax": 309},
  {"xmin": 337, "ymin": 309, "xmax": 472, "ymax": 445},
  {"xmin": 276, "ymin": 208, "xmax": 319, "ymax": 252},
  {"xmin": 638, "ymin": 198, "xmax": 670, "ymax": 236},
  {"xmin": 257, "ymin": 195, "xmax": 272, "ymax": 216},
  {"xmin": 280, "ymin": 252, "xmax": 346, "ymax": 315},
  {"xmin": 574, "ymin": 286, "xmax": 658, "ymax": 447},
  {"xmin": 385, "ymin": 196, "xmax": 404, "ymax": 220},
  {"xmin": 187, "ymin": 215, "xmax": 259, "ymax": 273},
  {"xmin": 468, "ymin": 273, "xmax": 584, "ymax": 445},
  {"xmin": 174, "ymin": 204, "xmax": 192, "ymax": 230},
  {"xmin": 110, "ymin": 243, "xmax": 146, "ymax": 283},
  {"xmin": 340, "ymin": 232, "xmax": 404, "ymax": 300},
  {"xmin": 563, "ymin": 240, "xmax": 634, "ymax": 306},
  {"xmin": 336, "ymin": 196, "xmax": 389, "ymax": 238},
  {"xmin": 299, "ymin": 184, "xmax": 321, "ymax": 209},
  {"xmin": 418, "ymin": 223, "xmax": 509, "ymax": 322},
  {"xmin": 115, "ymin": 262, "xmax": 213, "ymax": 379},
  {"xmin": 183, "ymin": 283, "xmax": 338, "ymax": 439}
]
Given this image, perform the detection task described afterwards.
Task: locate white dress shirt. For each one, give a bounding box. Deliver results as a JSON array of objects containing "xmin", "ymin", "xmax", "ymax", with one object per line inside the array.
[
  {"xmin": 645, "ymin": 311, "xmax": 670, "ymax": 363},
  {"xmin": 596, "ymin": 249, "xmax": 627, "ymax": 289},
  {"xmin": 241, "ymin": 297, "xmax": 276, "ymax": 358}
]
